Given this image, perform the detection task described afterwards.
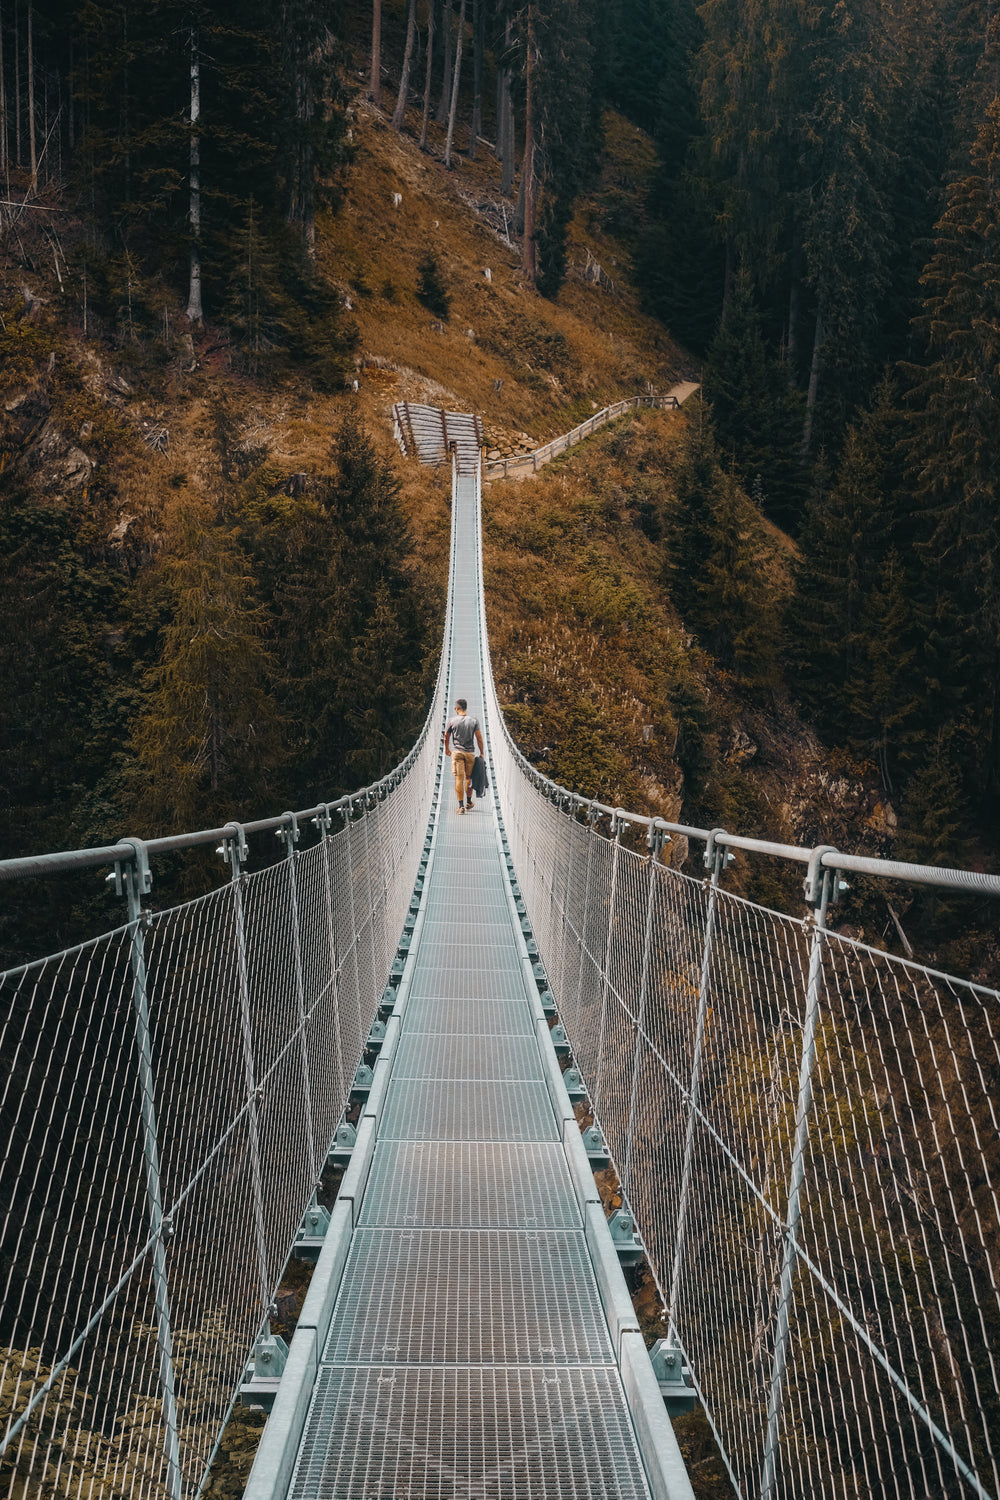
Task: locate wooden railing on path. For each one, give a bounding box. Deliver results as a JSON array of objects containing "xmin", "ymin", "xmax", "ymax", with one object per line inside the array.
[{"xmin": 483, "ymin": 381, "xmax": 700, "ymax": 480}]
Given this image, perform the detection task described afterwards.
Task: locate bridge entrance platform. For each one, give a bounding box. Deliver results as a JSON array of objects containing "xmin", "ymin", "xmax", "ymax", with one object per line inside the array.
[{"xmin": 243, "ymin": 452, "xmax": 694, "ymax": 1498}]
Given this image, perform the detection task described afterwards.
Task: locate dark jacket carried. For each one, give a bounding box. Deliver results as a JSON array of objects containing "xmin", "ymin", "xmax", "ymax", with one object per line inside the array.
[{"xmin": 470, "ymin": 755, "xmax": 488, "ymax": 797}]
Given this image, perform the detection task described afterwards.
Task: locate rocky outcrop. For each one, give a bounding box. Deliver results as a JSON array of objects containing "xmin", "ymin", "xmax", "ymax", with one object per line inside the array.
[
  {"xmin": 3, "ymin": 385, "xmax": 92, "ymax": 496},
  {"xmin": 27, "ymin": 419, "xmax": 94, "ymax": 494}
]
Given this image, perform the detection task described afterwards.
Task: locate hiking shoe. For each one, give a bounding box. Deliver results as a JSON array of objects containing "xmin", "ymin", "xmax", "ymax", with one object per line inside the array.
[
  {"xmin": 457, "ymin": 804, "xmax": 465, "ymax": 815},
  {"xmin": 465, "ymin": 800, "xmax": 474, "ymax": 810}
]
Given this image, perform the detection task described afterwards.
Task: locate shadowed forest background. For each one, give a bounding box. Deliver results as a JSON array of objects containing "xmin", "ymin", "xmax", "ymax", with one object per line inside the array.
[{"xmin": 1, "ymin": 0, "xmax": 998, "ymax": 980}]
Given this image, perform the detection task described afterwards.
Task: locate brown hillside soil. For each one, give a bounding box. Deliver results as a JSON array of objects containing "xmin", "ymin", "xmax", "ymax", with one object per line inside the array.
[{"xmin": 325, "ymin": 97, "xmax": 695, "ymax": 441}]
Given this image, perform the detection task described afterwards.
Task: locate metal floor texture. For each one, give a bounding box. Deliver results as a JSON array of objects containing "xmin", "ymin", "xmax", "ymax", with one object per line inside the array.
[{"xmin": 244, "ymin": 461, "xmax": 693, "ymax": 1500}]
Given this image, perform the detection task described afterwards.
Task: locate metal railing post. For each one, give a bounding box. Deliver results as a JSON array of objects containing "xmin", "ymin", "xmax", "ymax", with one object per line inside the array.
[
  {"xmin": 343, "ymin": 799, "xmax": 365, "ymax": 1049},
  {"xmin": 594, "ymin": 812, "xmax": 626, "ymax": 1118},
  {"xmin": 556, "ymin": 793, "xmax": 578, "ymax": 1002},
  {"xmin": 623, "ymin": 822, "xmax": 670, "ymax": 1198},
  {"xmin": 278, "ymin": 813, "xmax": 318, "ymax": 1177},
  {"xmin": 314, "ymin": 805, "xmax": 347, "ymax": 1109},
  {"xmin": 667, "ymin": 830, "xmax": 730, "ymax": 1342},
  {"xmin": 115, "ymin": 839, "xmax": 183, "ymax": 1500},
  {"xmin": 221, "ymin": 823, "xmax": 272, "ymax": 1317},
  {"xmin": 759, "ymin": 853, "xmax": 835, "ymax": 1500},
  {"xmin": 575, "ymin": 807, "xmax": 599, "ymax": 1033}
]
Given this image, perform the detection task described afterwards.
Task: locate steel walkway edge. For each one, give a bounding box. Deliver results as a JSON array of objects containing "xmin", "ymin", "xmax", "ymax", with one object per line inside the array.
[{"xmin": 242, "ymin": 444, "xmax": 695, "ymax": 1500}]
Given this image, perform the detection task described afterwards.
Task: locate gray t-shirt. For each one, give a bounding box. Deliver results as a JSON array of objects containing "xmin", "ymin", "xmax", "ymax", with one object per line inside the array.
[{"xmin": 446, "ymin": 714, "xmax": 480, "ymax": 751}]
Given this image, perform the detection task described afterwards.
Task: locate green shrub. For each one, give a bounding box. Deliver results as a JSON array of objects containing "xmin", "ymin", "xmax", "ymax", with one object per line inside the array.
[{"xmin": 416, "ymin": 254, "xmax": 450, "ymax": 320}]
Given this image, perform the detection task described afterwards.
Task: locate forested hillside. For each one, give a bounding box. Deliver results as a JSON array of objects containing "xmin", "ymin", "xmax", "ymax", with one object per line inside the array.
[{"xmin": 1, "ymin": 0, "xmax": 998, "ymax": 980}]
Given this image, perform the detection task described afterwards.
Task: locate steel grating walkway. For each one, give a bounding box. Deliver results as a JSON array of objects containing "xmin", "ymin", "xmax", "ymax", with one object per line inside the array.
[{"xmin": 244, "ymin": 445, "xmax": 694, "ymax": 1500}]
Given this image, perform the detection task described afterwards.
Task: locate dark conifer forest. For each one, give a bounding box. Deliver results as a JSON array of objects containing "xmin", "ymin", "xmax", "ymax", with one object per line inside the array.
[{"xmin": 1, "ymin": 0, "xmax": 998, "ymax": 971}]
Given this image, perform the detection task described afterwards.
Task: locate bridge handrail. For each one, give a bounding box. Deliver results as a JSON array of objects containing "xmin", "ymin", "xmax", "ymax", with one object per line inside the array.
[
  {"xmin": 0, "ymin": 675, "xmax": 447, "ymax": 890},
  {"xmin": 493, "ymin": 732, "xmax": 1000, "ymax": 900}
]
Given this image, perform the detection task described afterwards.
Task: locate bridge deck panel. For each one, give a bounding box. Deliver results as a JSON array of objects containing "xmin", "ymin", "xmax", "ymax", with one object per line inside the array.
[
  {"xmin": 377, "ymin": 1078, "xmax": 561, "ymax": 1143},
  {"xmin": 399, "ymin": 994, "xmax": 537, "ymax": 1033},
  {"xmin": 273, "ymin": 443, "xmax": 672, "ymax": 1500},
  {"xmin": 357, "ymin": 1142, "xmax": 584, "ymax": 1229},
  {"xmin": 323, "ymin": 1228, "xmax": 615, "ymax": 1365},
  {"xmin": 289, "ymin": 1366, "xmax": 653, "ymax": 1500},
  {"xmin": 392, "ymin": 1030, "xmax": 547, "ymax": 1080}
]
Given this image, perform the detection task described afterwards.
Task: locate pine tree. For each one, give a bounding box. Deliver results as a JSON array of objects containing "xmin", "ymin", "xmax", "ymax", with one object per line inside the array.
[
  {"xmin": 692, "ymin": 465, "xmax": 781, "ymax": 682},
  {"xmin": 790, "ymin": 379, "xmax": 911, "ymax": 747},
  {"xmin": 901, "ymin": 96, "xmax": 1000, "ymax": 811},
  {"xmin": 847, "ymin": 548, "xmax": 923, "ymax": 790},
  {"xmin": 694, "ymin": 0, "xmax": 814, "ymax": 295},
  {"xmin": 246, "ymin": 418, "xmax": 440, "ymax": 804},
  {"xmin": 127, "ymin": 514, "xmax": 282, "ymax": 831},
  {"xmin": 703, "ymin": 271, "xmax": 807, "ymax": 529},
  {"xmin": 797, "ymin": 0, "xmax": 901, "ymax": 454},
  {"xmin": 665, "ymin": 407, "xmax": 781, "ymax": 683}
]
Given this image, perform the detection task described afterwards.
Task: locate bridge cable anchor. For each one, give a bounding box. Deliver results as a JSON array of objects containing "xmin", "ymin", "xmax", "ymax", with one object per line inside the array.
[
  {"xmin": 275, "ymin": 811, "xmax": 300, "ymax": 858},
  {"xmin": 108, "ymin": 836, "xmax": 153, "ymax": 907},
  {"xmin": 703, "ymin": 828, "xmax": 735, "ymax": 880},
  {"xmin": 647, "ymin": 819, "xmax": 671, "ymax": 858},
  {"xmin": 218, "ymin": 821, "xmax": 248, "ymax": 873},
  {"xmin": 804, "ymin": 844, "xmax": 848, "ymax": 908}
]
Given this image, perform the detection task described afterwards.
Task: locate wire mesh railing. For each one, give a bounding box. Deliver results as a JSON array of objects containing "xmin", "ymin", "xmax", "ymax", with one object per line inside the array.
[
  {"xmin": 481, "ymin": 590, "xmax": 1000, "ymax": 1497},
  {"xmin": 6, "ymin": 431, "xmax": 1000, "ymax": 1500},
  {"xmin": 0, "ymin": 652, "xmax": 451, "ymax": 1499}
]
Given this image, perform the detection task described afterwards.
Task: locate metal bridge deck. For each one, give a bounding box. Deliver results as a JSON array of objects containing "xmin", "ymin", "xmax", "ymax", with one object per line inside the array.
[{"xmin": 245, "ymin": 456, "xmax": 692, "ymax": 1500}]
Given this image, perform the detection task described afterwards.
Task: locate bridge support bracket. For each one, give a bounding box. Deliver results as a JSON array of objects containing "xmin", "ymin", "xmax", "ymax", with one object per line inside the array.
[
  {"xmin": 581, "ymin": 1125, "xmax": 610, "ymax": 1168},
  {"xmin": 350, "ymin": 1064, "xmax": 375, "ymax": 1101},
  {"xmin": 608, "ymin": 1208, "xmax": 644, "ymax": 1266},
  {"xmin": 294, "ymin": 1200, "xmax": 332, "ymax": 1261},
  {"xmin": 239, "ymin": 1333, "xmax": 290, "ymax": 1411},
  {"xmin": 649, "ymin": 1339, "xmax": 697, "ymax": 1415},
  {"xmin": 327, "ymin": 1121, "xmax": 357, "ymax": 1168},
  {"xmin": 367, "ymin": 1019, "xmax": 387, "ymax": 1052},
  {"xmin": 563, "ymin": 1068, "xmax": 586, "ymax": 1104},
  {"xmin": 549, "ymin": 1024, "xmax": 571, "ymax": 1056}
]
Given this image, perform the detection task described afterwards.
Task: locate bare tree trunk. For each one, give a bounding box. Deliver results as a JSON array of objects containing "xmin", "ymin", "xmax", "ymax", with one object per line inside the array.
[
  {"xmin": 27, "ymin": 2, "xmax": 35, "ymax": 183},
  {"xmin": 802, "ymin": 294, "xmax": 824, "ymax": 455},
  {"xmin": 15, "ymin": 0, "xmax": 21, "ymax": 169},
  {"xmin": 499, "ymin": 20, "xmax": 514, "ymax": 196},
  {"xmin": 300, "ymin": 69, "xmax": 316, "ymax": 256},
  {"xmin": 521, "ymin": 5, "xmax": 536, "ymax": 284},
  {"xmin": 186, "ymin": 29, "xmax": 203, "ymax": 323},
  {"xmin": 466, "ymin": 0, "xmax": 481, "ymax": 157},
  {"xmin": 443, "ymin": 0, "xmax": 465, "ymax": 167},
  {"xmin": 67, "ymin": 35, "xmax": 74, "ymax": 149},
  {"xmin": 370, "ymin": 0, "xmax": 381, "ymax": 105},
  {"xmin": 392, "ymin": 0, "xmax": 418, "ymax": 130},
  {"xmin": 500, "ymin": 80, "xmax": 514, "ymax": 195},
  {"xmin": 0, "ymin": 2, "xmax": 8, "ymax": 190},
  {"xmin": 436, "ymin": 0, "xmax": 452, "ymax": 123},
  {"xmin": 419, "ymin": 0, "xmax": 435, "ymax": 148}
]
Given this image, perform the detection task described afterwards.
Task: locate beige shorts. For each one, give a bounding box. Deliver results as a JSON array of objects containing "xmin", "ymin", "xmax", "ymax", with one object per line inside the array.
[{"xmin": 452, "ymin": 748, "xmax": 476, "ymax": 793}]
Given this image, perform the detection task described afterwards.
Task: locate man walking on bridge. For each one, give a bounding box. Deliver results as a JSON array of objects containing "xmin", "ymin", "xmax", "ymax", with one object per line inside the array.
[{"xmin": 444, "ymin": 699, "xmax": 484, "ymax": 814}]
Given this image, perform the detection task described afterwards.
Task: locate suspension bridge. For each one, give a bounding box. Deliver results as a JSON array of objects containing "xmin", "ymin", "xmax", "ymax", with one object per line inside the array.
[{"xmin": 2, "ymin": 405, "xmax": 1000, "ymax": 1500}]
